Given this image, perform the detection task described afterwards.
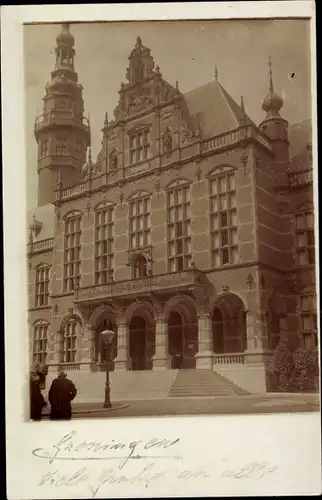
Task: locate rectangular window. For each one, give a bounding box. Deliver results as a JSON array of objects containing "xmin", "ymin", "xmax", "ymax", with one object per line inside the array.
[
  {"xmin": 63, "ymin": 215, "xmax": 82, "ymax": 292},
  {"xmin": 35, "ymin": 266, "xmax": 50, "ymax": 307},
  {"xmin": 56, "ymin": 137, "xmax": 67, "ymax": 156},
  {"xmin": 33, "ymin": 323, "xmax": 48, "ymax": 365},
  {"xmin": 63, "ymin": 320, "xmax": 77, "ymax": 363},
  {"xmin": 94, "ymin": 207, "xmax": 114, "ymax": 285},
  {"xmin": 167, "ymin": 184, "xmax": 191, "ymax": 272},
  {"xmin": 129, "ymin": 129, "xmax": 151, "ymax": 165},
  {"xmin": 300, "ymin": 293, "xmax": 317, "ymax": 333},
  {"xmin": 295, "ymin": 211, "xmax": 315, "ymax": 267},
  {"xmin": 40, "ymin": 140, "xmax": 48, "ymax": 158},
  {"xmin": 210, "ymin": 171, "xmax": 238, "ymax": 267},
  {"xmin": 129, "ymin": 197, "xmax": 151, "ymax": 249}
]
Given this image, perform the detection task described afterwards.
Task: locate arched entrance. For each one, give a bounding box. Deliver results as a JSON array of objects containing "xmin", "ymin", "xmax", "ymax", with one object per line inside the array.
[
  {"xmin": 129, "ymin": 315, "xmax": 154, "ymax": 370},
  {"xmin": 168, "ymin": 311, "xmax": 197, "ymax": 369},
  {"xmin": 212, "ymin": 294, "xmax": 247, "ymax": 353},
  {"xmin": 95, "ymin": 317, "xmax": 117, "ymax": 371}
]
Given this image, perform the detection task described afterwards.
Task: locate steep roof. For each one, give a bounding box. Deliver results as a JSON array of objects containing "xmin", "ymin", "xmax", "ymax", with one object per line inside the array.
[
  {"xmin": 288, "ymin": 119, "xmax": 312, "ymax": 159},
  {"xmin": 184, "ymin": 80, "xmax": 255, "ymax": 139}
]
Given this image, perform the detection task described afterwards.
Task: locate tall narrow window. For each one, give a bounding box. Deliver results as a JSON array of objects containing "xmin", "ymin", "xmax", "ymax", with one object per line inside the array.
[
  {"xmin": 167, "ymin": 182, "xmax": 191, "ymax": 272},
  {"xmin": 33, "ymin": 321, "xmax": 48, "ymax": 365},
  {"xmin": 300, "ymin": 293, "xmax": 317, "ymax": 332},
  {"xmin": 35, "ymin": 265, "xmax": 50, "ymax": 307},
  {"xmin": 63, "ymin": 214, "xmax": 82, "ymax": 292},
  {"xmin": 295, "ymin": 210, "xmax": 315, "ymax": 266},
  {"xmin": 210, "ymin": 170, "xmax": 238, "ymax": 267},
  {"xmin": 129, "ymin": 129, "xmax": 150, "ymax": 164},
  {"xmin": 40, "ymin": 140, "xmax": 48, "ymax": 158},
  {"xmin": 129, "ymin": 196, "xmax": 151, "ymax": 249},
  {"xmin": 94, "ymin": 206, "xmax": 114, "ymax": 285},
  {"xmin": 62, "ymin": 318, "xmax": 78, "ymax": 363}
]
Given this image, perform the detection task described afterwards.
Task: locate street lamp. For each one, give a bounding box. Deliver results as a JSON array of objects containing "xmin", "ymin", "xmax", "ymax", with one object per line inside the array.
[{"xmin": 100, "ymin": 329, "xmax": 116, "ymax": 408}]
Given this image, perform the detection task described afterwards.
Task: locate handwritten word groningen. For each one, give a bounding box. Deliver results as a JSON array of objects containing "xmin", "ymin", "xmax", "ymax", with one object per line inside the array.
[{"xmin": 32, "ymin": 431, "xmax": 182, "ymax": 469}]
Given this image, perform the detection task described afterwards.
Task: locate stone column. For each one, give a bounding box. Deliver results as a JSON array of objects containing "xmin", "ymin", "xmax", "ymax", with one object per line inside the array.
[
  {"xmin": 196, "ymin": 314, "xmax": 213, "ymax": 369},
  {"xmin": 153, "ymin": 318, "xmax": 169, "ymax": 370},
  {"xmin": 114, "ymin": 321, "xmax": 129, "ymax": 370}
]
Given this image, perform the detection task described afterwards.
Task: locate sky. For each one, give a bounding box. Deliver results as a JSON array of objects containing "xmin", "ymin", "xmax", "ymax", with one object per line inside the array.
[{"xmin": 24, "ymin": 19, "xmax": 312, "ymax": 210}]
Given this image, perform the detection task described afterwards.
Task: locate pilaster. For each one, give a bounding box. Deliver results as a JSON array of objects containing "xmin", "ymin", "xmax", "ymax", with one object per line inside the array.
[
  {"xmin": 114, "ymin": 321, "xmax": 129, "ymax": 370},
  {"xmin": 153, "ymin": 318, "xmax": 170, "ymax": 370},
  {"xmin": 196, "ymin": 313, "xmax": 213, "ymax": 369}
]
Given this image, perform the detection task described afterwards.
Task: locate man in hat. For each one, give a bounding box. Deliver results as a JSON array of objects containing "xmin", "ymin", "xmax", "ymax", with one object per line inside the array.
[
  {"xmin": 29, "ymin": 366, "xmax": 47, "ymax": 421},
  {"xmin": 48, "ymin": 371, "xmax": 77, "ymax": 420}
]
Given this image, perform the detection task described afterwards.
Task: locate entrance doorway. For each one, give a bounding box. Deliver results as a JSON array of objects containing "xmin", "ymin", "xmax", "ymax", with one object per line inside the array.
[
  {"xmin": 212, "ymin": 307, "xmax": 224, "ymax": 353},
  {"xmin": 168, "ymin": 311, "xmax": 196, "ymax": 369},
  {"xmin": 129, "ymin": 315, "xmax": 154, "ymax": 370}
]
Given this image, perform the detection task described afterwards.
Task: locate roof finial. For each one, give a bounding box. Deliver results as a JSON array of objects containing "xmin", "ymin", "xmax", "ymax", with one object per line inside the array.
[
  {"xmin": 268, "ymin": 55, "xmax": 274, "ymax": 92},
  {"xmin": 104, "ymin": 111, "xmax": 108, "ymax": 127},
  {"xmin": 215, "ymin": 65, "xmax": 218, "ymax": 82},
  {"xmin": 88, "ymin": 147, "xmax": 92, "ymax": 164}
]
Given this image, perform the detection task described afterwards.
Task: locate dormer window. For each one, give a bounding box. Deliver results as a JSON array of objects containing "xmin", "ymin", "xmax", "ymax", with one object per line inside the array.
[
  {"xmin": 133, "ymin": 254, "xmax": 148, "ymax": 278},
  {"xmin": 129, "ymin": 129, "xmax": 150, "ymax": 164}
]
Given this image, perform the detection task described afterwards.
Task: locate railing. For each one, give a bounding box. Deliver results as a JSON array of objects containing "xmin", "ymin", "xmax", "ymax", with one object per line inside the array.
[
  {"xmin": 289, "ymin": 169, "xmax": 313, "ymax": 188},
  {"xmin": 213, "ymin": 353, "xmax": 245, "ymax": 365},
  {"xmin": 60, "ymin": 180, "xmax": 90, "ymax": 199},
  {"xmin": 58, "ymin": 363, "xmax": 81, "ymax": 371},
  {"xmin": 28, "ymin": 238, "xmax": 54, "ymax": 254},
  {"xmin": 201, "ymin": 127, "xmax": 247, "ymax": 153},
  {"xmin": 75, "ymin": 269, "xmax": 206, "ymax": 303},
  {"xmin": 35, "ymin": 111, "xmax": 90, "ymax": 131}
]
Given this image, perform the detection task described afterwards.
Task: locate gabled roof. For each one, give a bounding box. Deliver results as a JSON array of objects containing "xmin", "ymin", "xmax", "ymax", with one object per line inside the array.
[{"xmin": 184, "ymin": 80, "xmax": 255, "ymax": 139}]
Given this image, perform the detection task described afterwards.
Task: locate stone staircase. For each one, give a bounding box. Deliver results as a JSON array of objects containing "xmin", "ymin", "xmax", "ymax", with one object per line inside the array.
[
  {"xmin": 168, "ymin": 369, "xmax": 249, "ymax": 397},
  {"xmin": 44, "ymin": 369, "xmax": 179, "ymax": 403}
]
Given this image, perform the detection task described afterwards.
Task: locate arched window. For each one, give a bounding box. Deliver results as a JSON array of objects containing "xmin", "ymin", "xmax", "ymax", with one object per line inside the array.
[
  {"xmin": 33, "ymin": 320, "xmax": 49, "ymax": 364},
  {"xmin": 35, "ymin": 264, "xmax": 50, "ymax": 307},
  {"xmin": 62, "ymin": 317, "xmax": 79, "ymax": 363},
  {"xmin": 133, "ymin": 255, "xmax": 148, "ymax": 278},
  {"xmin": 209, "ymin": 167, "xmax": 238, "ymax": 267}
]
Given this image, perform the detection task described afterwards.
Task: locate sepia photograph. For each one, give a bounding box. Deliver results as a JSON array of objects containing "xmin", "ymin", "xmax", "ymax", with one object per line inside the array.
[{"xmin": 24, "ymin": 18, "xmax": 319, "ymax": 422}]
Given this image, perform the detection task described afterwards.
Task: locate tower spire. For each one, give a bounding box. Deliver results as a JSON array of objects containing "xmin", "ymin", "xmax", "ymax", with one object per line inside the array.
[
  {"xmin": 268, "ymin": 55, "xmax": 274, "ymax": 92},
  {"xmin": 215, "ymin": 65, "xmax": 218, "ymax": 82}
]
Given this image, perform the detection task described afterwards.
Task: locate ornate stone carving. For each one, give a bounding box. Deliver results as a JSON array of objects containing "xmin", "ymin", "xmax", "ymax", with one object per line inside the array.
[
  {"xmin": 162, "ymin": 126, "xmax": 173, "ymax": 155},
  {"xmin": 109, "ymin": 148, "xmax": 118, "ymax": 171}
]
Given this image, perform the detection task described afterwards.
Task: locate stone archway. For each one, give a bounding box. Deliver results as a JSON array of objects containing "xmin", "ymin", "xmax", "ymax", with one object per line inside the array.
[
  {"xmin": 89, "ymin": 305, "xmax": 118, "ymax": 371},
  {"xmin": 212, "ymin": 293, "xmax": 247, "ymax": 354}
]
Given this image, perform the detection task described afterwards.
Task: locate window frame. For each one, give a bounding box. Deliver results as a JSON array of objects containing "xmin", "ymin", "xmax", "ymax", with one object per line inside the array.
[
  {"xmin": 128, "ymin": 128, "xmax": 151, "ymax": 165},
  {"xmin": 62, "ymin": 317, "xmax": 78, "ymax": 363},
  {"xmin": 209, "ymin": 168, "xmax": 238, "ymax": 267},
  {"xmin": 63, "ymin": 213, "xmax": 82, "ymax": 292},
  {"xmin": 129, "ymin": 195, "xmax": 151, "ymax": 250},
  {"xmin": 294, "ymin": 209, "xmax": 315, "ymax": 267},
  {"xmin": 94, "ymin": 205, "xmax": 115, "ymax": 285},
  {"xmin": 34, "ymin": 264, "xmax": 50, "ymax": 308},
  {"xmin": 166, "ymin": 182, "xmax": 192, "ymax": 272},
  {"xmin": 32, "ymin": 321, "xmax": 49, "ymax": 365}
]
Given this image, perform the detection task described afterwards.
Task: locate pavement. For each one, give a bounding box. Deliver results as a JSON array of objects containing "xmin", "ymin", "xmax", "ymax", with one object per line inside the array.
[{"xmin": 42, "ymin": 393, "xmax": 320, "ymax": 419}]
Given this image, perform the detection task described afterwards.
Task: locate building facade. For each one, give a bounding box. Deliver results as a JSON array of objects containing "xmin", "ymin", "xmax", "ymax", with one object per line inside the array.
[{"xmin": 27, "ymin": 24, "xmax": 316, "ymax": 393}]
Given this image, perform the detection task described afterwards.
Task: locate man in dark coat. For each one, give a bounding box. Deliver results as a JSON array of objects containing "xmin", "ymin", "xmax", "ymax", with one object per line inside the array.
[
  {"xmin": 30, "ymin": 370, "xmax": 47, "ymax": 421},
  {"xmin": 48, "ymin": 371, "xmax": 77, "ymax": 420}
]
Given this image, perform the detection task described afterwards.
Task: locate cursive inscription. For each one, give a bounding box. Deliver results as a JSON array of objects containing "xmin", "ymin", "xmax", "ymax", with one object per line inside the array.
[
  {"xmin": 32, "ymin": 431, "xmax": 182, "ymax": 469},
  {"xmin": 221, "ymin": 461, "xmax": 278, "ymax": 480}
]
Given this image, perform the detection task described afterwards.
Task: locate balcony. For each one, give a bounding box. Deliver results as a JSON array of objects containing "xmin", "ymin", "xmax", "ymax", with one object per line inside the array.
[
  {"xmin": 289, "ymin": 169, "xmax": 313, "ymax": 188},
  {"xmin": 74, "ymin": 268, "xmax": 207, "ymax": 303},
  {"xmin": 34, "ymin": 111, "xmax": 90, "ymax": 133},
  {"xmin": 27, "ymin": 238, "xmax": 54, "ymax": 255}
]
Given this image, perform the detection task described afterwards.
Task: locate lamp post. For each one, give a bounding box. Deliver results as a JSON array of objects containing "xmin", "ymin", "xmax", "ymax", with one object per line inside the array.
[{"xmin": 100, "ymin": 329, "xmax": 116, "ymax": 408}]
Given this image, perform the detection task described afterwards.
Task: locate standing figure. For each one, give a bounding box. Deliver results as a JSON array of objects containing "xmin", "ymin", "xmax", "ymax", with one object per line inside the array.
[
  {"xmin": 29, "ymin": 369, "xmax": 47, "ymax": 421},
  {"xmin": 48, "ymin": 371, "xmax": 77, "ymax": 420}
]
